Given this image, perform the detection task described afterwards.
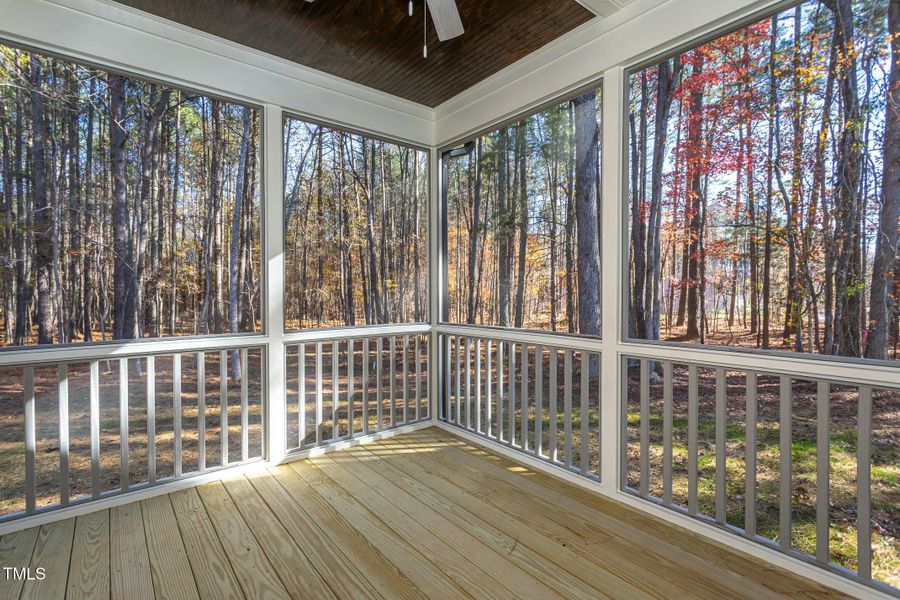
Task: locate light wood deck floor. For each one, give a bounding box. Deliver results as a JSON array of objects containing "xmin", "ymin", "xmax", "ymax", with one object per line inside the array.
[{"xmin": 0, "ymin": 427, "xmax": 847, "ymax": 600}]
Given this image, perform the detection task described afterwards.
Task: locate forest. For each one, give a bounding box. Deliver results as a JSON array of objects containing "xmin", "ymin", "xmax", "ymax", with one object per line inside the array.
[
  {"xmin": 446, "ymin": 89, "xmax": 602, "ymax": 336},
  {"xmin": 283, "ymin": 118, "xmax": 428, "ymax": 329},
  {"xmin": 0, "ymin": 44, "xmax": 261, "ymax": 347},
  {"xmin": 628, "ymin": 0, "xmax": 900, "ymax": 360}
]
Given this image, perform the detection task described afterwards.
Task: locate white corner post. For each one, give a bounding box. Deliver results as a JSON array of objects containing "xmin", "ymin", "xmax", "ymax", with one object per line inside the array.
[
  {"xmin": 599, "ymin": 66, "xmax": 624, "ymax": 494},
  {"xmin": 429, "ymin": 146, "xmax": 442, "ymax": 422},
  {"xmin": 264, "ymin": 104, "xmax": 287, "ymax": 463}
]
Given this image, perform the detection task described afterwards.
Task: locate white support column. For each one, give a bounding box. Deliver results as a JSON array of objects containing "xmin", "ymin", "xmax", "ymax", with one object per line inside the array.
[
  {"xmin": 264, "ymin": 104, "xmax": 286, "ymax": 463},
  {"xmin": 429, "ymin": 146, "xmax": 442, "ymax": 422},
  {"xmin": 599, "ymin": 66, "xmax": 624, "ymax": 494}
]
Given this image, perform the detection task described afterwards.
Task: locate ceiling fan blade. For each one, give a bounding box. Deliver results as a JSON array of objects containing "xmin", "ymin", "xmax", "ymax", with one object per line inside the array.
[{"xmin": 426, "ymin": 0, "xmax": 464, "ymax": 41}]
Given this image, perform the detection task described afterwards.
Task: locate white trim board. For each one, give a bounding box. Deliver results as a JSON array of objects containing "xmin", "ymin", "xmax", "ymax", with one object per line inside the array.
[
  {"xmin": 433, "ymin": 0, "xmax": 787, "ymax": 146},
  {"xmin": 0, "ymin": 0, "xmax": 435, "ymax": 146},
  {"xmin": 2, "ymin": 0, "xmax": 795, "ymax": 150},
  {"xmin": 616, "ymin": 343, "xmax": 900, "ymax": 388},
  {"xmin": 0, "ymin": 334, "xmax": 267, "ymax": 368},
  {"xmin": 0, "ymin": 461, "xmax": 266, "ymax": 538},
  {"xmin": 435, "ymin": 422, "xmax": 892, "ymax": 600},
  {"xmin": 280, "ymin": 421, "xmax": 433, "ymax": 462},
  {"xmin": 0, "ymin": 421, "xmax": 431, "ymax": 538}
]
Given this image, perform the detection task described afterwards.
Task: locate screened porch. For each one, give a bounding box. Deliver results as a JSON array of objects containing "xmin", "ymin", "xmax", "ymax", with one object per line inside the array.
[{"xmin": 0, "ymin": 0, "xmax": 898, "ymax": 598}]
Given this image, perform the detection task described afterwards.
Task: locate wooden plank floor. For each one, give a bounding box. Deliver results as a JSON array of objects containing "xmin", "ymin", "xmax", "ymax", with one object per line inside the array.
[{"xmin": 0, "ymin": 427, "xmax": 849, "ymax": 600}]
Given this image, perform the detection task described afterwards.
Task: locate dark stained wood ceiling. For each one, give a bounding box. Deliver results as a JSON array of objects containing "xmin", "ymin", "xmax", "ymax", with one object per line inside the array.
[{"xmin": 112, "ymin": 0, "xmax": 596, "ymax": 107}]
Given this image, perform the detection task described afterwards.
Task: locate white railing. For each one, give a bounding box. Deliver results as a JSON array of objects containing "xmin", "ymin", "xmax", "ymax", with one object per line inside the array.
[
  {"xmin": 0, "ymin": 342, "xmax": 266, "ymax": 523},
  {"xmin": 284, "ymin": 332, "xmax": 431, "ymax": 452},
  {"xmin": 438, "ymin": 331, "xmax": 601, "ymax": 481},
  {"xmin": 622, "ymin": 355, "xmax": 899, "ymax": 596}
]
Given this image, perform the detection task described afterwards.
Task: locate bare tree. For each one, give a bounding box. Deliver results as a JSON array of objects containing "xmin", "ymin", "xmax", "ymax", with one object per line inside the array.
[
  {"xmin": 866, "ymin": 0, "xmax": 900, "ymax": 359},
  {"xmin": 574, "ymin": 91, "xmax": 601, "ymax": 339}
]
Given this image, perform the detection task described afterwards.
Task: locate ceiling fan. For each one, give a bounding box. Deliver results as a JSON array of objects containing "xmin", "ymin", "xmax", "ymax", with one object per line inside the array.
[
  {"xmin": 303, "ymin": 0, "xmax": 464, "ymax": 43},
  {"xmin": 412, "ymin": 0, "xmax": 465, "ymax": 42}
]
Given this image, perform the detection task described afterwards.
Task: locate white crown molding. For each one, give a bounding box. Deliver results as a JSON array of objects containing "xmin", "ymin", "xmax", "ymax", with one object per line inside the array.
[
  {"xmin": 433, "ymin": 0, "xmax": 784, "ymax": 146},
  {"xmin": 0, "ymin": 0, "xmax": 436, "ymax": 146},
  {"xmin": 0, "ymin": 0, "xmax": 793, "ymax": 150}
]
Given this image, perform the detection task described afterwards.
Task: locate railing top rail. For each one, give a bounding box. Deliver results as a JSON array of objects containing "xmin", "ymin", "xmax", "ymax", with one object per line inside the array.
[
  {"xmin": 619, "ymin": 343, "xmax": 900, "ymax": 390},
  {"xmin": 436, "ymin": 324, "xmax": 601, "ymax": 352},
  {"xmin": 283, "ymin": 323, "xmax": 431, "ymax": 344},
  {"xmin": 0, "ymin": 335, "xmax": 267, "ymax": 368}
]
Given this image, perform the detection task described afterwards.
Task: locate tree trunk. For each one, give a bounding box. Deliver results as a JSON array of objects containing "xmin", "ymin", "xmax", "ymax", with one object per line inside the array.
[
  {"xmin": 30, "ymin": 58, "xmax": 53, "ymax": 345},
  {"xmin": 229, "ymin": 107, "xmax": 251, "ymax": 376},
  {"xmin": 783, "ymin": 7, "xmax": 803, "ymax": 349},
  {"xmin": 574, "ymin": 91, "xmax": 601, "ymax": 339},
  {"xmin": 645, "ymin": 57, "xmax": 682, "ymax": 342},
  {"xmin": 467, "ymin": 138, "xmax": 482, "ymax": 324},
  {"xmin": 629, "ymin": 88, "xmax": 645, "ymax": 338},
  {"xmin": 514, "ymin": 120, "xmax": 528, "ymax": 329},
  {"xmin": 362, "ymin": 139, "xmax": 383, "ymax": 324},
  {"xmin": 740, "ymin": 42, "xmax": 759, "ymax": 339},
  {"xmin": 762, "ymin": 18, "xmax": 776, "ymax": 349},
  {"xmin": 66, "ymin": 69, "xmax": 81, "ymax": 343},
  {"xmin": 132, "ymin": 86, "xmax": 170, "ymax": 340},
  {"xmin": 829, "ymin": 0, "xmax": 863, "ymax": 357},
  {"xmin": 565, "ymin": 104, "xmax": 576, "ymax": 333},
  {"xmin": 497, "ymin": 127, "xmax": 512, "ymax": 327},
  {"xmin": 685, "ymin": 56, "xmax": 705, "ymax": 340},
  {"xmin": 729, "ymin": 119, "xmax": 743, "ymax": 329},
  {"xmin": 169, "ymin": 100, "xmax": 181, "ymax": 335},
  {"xmin": 13, "ymin": 64, "xmax": 28, "ymax": 346},
  {"xmin": 549, "ymin": 122, "xmax": 558, "ymax": 332},
  {"xmin": 339, "ymin": 134, "xmax": 355, "ymax": 326},
  {"xmin": 199, "ymin": 100, "xmax": 221, "ymax": 334},
  {"xmin": 865, "ymin": 0, "xmax": 900, "ymax": 359},
  {"xmin": 82, "ymin": 76, "xmax": 96, "ymax": 342},
  {"xmin": 1, "ymin": 97, "xmax": 12, "ymax": 342}
]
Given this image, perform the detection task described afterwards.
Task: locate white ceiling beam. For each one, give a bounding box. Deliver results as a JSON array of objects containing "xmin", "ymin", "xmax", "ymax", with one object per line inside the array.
[
  {"xmin": 1, "ymin": 0, "xmax": 435, "ymax": 146},
  {"xmin": 435, "ymin": 0, "xmax": 791, "ymax": 145}
]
